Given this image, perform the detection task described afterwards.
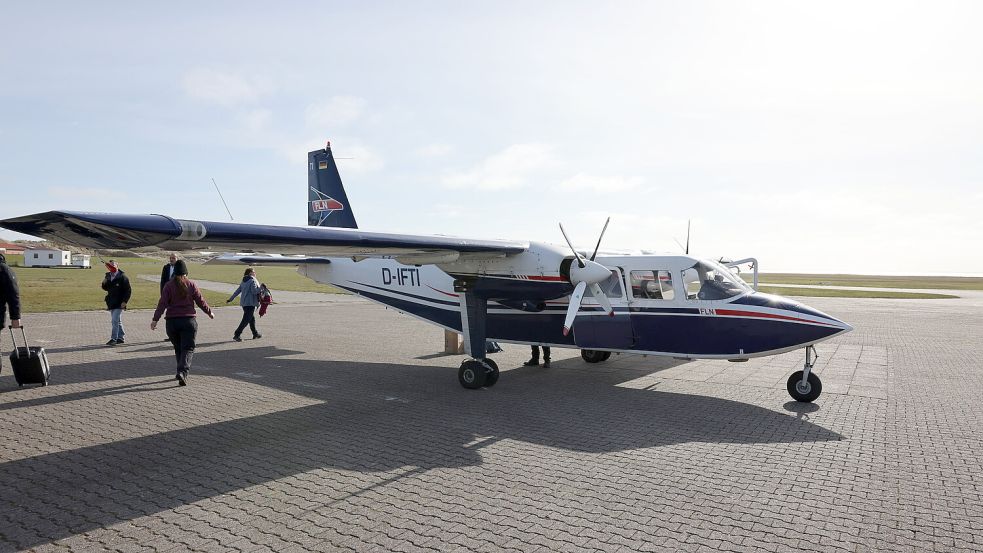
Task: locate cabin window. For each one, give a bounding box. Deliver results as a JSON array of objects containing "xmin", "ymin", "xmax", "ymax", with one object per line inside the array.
[
  {"xmin": 33, "ymin": 253, "xmax": 38, "ymax": 259},
  {"xmin": 629, "ymin": 270, "xmax": 674, "ymax": 300},
  {"xmin": 682, "ymin": 260, "xmax": 750, "ymax": 301},
  {"xmin": 48, "ymin": 253, "xmax": 53, "ymax": 260}
]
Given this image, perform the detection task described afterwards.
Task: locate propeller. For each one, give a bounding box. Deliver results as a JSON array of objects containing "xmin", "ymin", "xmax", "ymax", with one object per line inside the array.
[{"xmin": 559, "ymin": 218, "xmax": 615, "ymax": 336}]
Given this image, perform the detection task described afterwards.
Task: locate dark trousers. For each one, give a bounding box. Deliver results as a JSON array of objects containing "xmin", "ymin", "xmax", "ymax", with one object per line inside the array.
[
  {"xmin": 530, "ymin": 345, "xmax": 550, "ymax": 361},
  {"xmin": 234, "ymin": 306, "xmax": 258, "ymax": 337},
  {"xmin": 166, "ymin": 317, "xmax": 198, "ymax": 374}
]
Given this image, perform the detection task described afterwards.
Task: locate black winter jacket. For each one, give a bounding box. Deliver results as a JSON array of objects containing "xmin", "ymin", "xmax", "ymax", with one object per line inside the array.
[
  {"xmin": 102, "ymin": 270, "xmax": 132, "ymax": 310},
  {"xmin": 0, "ymin": 260, "xmax": 20, "ymax": 322}
]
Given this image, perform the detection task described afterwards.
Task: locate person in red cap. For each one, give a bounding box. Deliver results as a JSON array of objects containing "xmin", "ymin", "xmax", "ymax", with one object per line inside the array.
[
  {"xmin": 152, "ymin": 259, "xmax": 214, "ymax": 386},
  {"xmin": 101, "ymin": 260, "xmax": 131, "ymax": 345}
]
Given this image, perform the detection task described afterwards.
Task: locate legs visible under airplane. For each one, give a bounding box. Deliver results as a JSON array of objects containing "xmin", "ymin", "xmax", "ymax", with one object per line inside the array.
[
  {"xmin": 456, "ymin": 284, "xmax": 499, "ymax": 389},
  {"xmin": 787, "ymin": 345, "xmax": 822, "ymax": 402}
]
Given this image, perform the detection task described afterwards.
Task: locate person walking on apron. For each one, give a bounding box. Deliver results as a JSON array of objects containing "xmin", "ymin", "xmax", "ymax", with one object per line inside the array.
[
  {"xmin": 227, "ymin": 267, "xmax": 262, "ymax": 341},
  {"xmin": 151, "ymin": 260, "xmax": 214, "ymax": 386}
]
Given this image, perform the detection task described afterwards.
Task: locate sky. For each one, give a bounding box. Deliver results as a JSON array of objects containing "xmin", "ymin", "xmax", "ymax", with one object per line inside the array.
[{"xmin": 1, "ymin": 1, "xmax": 981, "ymax": 275}]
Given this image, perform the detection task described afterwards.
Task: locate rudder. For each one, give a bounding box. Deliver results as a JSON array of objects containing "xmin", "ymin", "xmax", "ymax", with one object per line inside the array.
[{"xmin": 308, "ymin": 142, "xmax": 358, "ymax": 229}]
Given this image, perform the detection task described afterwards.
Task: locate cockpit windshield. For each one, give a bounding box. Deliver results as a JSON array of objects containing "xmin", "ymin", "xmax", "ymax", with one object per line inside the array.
[{"xmin": 681, "ymin": 260, "xmax": 751, "ymax": 301}]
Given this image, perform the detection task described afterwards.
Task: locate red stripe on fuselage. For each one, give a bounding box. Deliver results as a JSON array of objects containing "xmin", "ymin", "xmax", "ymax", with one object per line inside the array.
[
  {"xmin": 427, "ymin": 285, "xmax": 459, "ymax": 298},
  {"xmin": 715, "ymin": 309, "xmax": 837, "ymax": 327}
]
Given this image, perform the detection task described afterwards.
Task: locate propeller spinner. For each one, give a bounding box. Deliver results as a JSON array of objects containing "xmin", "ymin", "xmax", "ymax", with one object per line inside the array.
[{"xmin": 559, "ymin": 218, "xmax": 615, "ymax": 336}]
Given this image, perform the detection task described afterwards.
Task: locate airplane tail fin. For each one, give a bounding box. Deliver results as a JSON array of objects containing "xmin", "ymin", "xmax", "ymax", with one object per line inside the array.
[{"xmin": 308, "ymin": 142, "xmax": 358, "ymax": 229}]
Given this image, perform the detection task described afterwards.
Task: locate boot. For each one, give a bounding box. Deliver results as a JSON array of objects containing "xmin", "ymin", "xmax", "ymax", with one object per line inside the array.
[
  {"xmin": 523, "ymin": 358, "xmax": 539, "ymax": 366},
  {"xmin": 543, "ymin": 358, "xmax": 551, "ymax": 368}
]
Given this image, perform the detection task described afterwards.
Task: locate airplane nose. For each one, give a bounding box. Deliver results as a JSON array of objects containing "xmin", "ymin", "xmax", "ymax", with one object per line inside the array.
[{"xmin": 796, "ymin": 300, "xmax": 853, "ymax": 334}]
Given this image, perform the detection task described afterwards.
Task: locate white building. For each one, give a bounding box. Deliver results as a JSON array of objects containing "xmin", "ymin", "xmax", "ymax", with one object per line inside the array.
[
  {"xmin": 24, "ymin": 248, "xmax": 72, "ymax": 267},
  {"xmin": 71, "ymin": 254, "xmax": 92, "ymax": 268}
]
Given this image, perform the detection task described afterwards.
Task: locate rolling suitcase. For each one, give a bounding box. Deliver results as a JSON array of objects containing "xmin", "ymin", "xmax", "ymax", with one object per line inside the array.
[{"xmin": 7, "ymin": 326, "xmax": 50, "ymax": 387}]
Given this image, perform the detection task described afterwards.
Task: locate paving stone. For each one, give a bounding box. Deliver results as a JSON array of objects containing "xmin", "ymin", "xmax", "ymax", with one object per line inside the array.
[{"xmin": 0, "ymin": 296, "xmax": 980, "ymax": 551}]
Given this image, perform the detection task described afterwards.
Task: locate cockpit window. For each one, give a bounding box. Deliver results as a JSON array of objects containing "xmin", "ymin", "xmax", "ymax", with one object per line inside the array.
[
  {"xmin": 597, "ymin": 270, "xmax": 624, "ymax": 298},
  {"xmin": 681, "ymin": 260, "xmax": 750, "ymax": 301}
]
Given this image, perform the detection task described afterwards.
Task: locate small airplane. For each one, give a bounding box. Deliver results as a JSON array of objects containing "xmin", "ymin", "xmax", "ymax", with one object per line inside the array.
[{"xmin": 0, "ymin": 142, "xmax": 852, "ymax": 402}]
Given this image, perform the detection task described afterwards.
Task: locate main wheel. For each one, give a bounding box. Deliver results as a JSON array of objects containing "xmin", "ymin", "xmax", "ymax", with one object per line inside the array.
[
  {"xmin": 600, "ymin": 351, "xmax": 612, "ymax": 362},
  {"xmin": 483, "ymin": 359, "xmax": 500, "ymax": 387},
  {"xmin": 787, "ymin": 370, "xmax": 822, "ymax": 402},
  {"xmin": 458, "ymin": 360, "xmax": 487, "ymax": 389},
  {"xmin": 581, "ymin": 349, "xmax": 608, "ymax": 363}
]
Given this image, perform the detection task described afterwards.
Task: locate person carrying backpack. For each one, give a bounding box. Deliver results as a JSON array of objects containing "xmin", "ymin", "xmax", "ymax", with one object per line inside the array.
[{"xmin": 227, "ymin": 267, "xmax": 262, "ymax": 341}]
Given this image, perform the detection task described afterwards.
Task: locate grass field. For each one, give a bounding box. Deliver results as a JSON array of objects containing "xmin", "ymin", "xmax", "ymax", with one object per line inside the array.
[
  {"xmin": 1, "ymin": 253, "xmax": 966, "ymax": 312},
  {"xmin": 756, "ymin": 285, "xmax": 957, "ymax": 300},
  {"xmin": 4, "ymin": 254, "xmax": 342, "ymax": 313},
  {"xmin": 756, "ymin": 273, "xmax": 983, "ymax": 291}
]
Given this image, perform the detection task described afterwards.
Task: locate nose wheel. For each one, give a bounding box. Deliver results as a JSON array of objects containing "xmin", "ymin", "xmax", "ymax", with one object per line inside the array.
[{"xmin": 787, "ymin": 345, "xmax": 822, "ymax": 402}]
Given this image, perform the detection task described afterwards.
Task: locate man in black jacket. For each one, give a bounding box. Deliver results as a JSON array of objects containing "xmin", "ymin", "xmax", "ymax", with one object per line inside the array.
[
  {"xmin": 101, "ymin": 260, "xmax": 131, "ymax": 346},
  {"xmin": 1, "ymin": 254, "xmax": 22, "ymax": 370},
  {"xmin": 0, "ymin": 253, "xmax": 21, "ymax": 330},
  {"xmin": 160, "ymin": 253, "xmax": 178, "ymax": 293}
]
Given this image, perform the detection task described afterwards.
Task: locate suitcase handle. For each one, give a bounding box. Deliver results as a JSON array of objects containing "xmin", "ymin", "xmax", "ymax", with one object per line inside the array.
[{"xmin": 8, "ymin": 326, "xmax": 29, "ymax": 359}]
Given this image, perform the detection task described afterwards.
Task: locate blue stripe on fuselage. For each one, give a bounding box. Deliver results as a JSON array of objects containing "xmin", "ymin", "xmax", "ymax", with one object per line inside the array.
[{"xmin": 338, "ymin": 283, "xmax": 842, "ymax": 356}]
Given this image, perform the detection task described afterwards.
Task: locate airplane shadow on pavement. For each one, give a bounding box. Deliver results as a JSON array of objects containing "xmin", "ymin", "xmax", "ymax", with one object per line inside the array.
[{"xmin": 0, "ymin": 345, "xmax": 843, "ymax": 549}]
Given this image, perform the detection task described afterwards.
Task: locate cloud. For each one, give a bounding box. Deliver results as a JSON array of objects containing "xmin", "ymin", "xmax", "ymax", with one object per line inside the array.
[
  {"xmin": 47, "ymin": 186, "xmax": 119, "ymax": 200},
  {"xmin": 238, "ymin": 109, "xmax": 273, "ymax": 134},
  {"xmin": 305, "ymin": 96, "xmax": 367, "ymax": 129},
  {"xmin": 556, "ymin": 173, "xmax": 644, "ymax": 193},
  {"xmin": 442, "ymin": 143, "xmax": 557, "ymax": 190},
  {"xmin": 181, "ymin": 69, "xmax": 270, "ymax": 107},
  {"xmin": 415, "ymin": 143, "xmax": 453, "ymax": 158}
]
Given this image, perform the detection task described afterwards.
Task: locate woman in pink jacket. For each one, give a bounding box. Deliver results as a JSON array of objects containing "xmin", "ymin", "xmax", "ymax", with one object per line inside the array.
[{"xmin": 151, "ymin": 260, "xmax": 214, "ymax": 386}]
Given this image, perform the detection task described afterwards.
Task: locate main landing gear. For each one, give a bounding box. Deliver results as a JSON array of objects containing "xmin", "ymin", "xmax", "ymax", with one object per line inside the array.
[
  {"xmin": 787, "ymin": 345, "xmax": 822, "ymax": 402},
  {"xmin": 581, "ymin": 349, "xmax": 611, "ymax": 363},
  {"xmin": 458, "ymin": 358, "xmax": 499, "ymax": 389}
]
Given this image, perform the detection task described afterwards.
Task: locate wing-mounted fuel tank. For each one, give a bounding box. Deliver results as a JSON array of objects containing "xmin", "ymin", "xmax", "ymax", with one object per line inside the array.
[{"xmin": 437, "ymin": 242, "xmax": 575, "ymax": 302}]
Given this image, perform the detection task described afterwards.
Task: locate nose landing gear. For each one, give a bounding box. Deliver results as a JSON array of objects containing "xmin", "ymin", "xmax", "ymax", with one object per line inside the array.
[{"xmin": 787, "ymin": 345, "xmax": 822, "ymax": 402}]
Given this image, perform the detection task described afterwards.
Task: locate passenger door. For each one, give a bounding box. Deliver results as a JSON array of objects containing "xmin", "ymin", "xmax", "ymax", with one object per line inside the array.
[{"xmin": 572, "ymin": 268, "xmax": 635, "ymax": 349}]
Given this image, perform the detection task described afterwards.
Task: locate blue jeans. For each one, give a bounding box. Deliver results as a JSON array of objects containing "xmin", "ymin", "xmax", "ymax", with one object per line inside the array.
[{"xmin": 110, "ymin": 308, "xmax": 125, "ymax": 341}]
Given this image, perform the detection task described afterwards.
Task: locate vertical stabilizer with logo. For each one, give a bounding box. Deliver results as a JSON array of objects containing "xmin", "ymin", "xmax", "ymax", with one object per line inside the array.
[{"xmin": 308, "ymin": 142, "xmax": 358, "ymax": 229}]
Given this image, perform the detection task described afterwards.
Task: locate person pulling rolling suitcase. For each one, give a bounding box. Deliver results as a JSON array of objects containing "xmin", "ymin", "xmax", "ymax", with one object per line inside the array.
[{"xmin": 7, "ymin": 325, "xmax": 50, "ymax": 387}]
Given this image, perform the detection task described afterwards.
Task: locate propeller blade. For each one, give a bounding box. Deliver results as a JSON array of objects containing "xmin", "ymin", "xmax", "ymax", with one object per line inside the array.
[
  {"xmin": 559, "ymin": 222, "xmax": 586, "ymax": 268},
  {"xmin": 562, "ymin": 281, "xmax": 588, "ymax": 336},
  {"xmin": 588, "ymin": 282, "xmax": 615, "ymax": 317},
  {"xmin": 590, "ymin": 217, "xmax": 611, "ymax": 261}
]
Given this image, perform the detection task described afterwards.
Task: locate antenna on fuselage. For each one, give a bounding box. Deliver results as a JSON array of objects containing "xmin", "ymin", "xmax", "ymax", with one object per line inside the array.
[
  {"xmin": 673, "ymin": 219, "xmax": 692, "ymax": 254},
  {"xmin": 685, "ymin": 219, "xmax": 691, "ymax": 254},
  {"xmin": 212, "ymin": 178, "xmax": 235, "ymax": 221}
]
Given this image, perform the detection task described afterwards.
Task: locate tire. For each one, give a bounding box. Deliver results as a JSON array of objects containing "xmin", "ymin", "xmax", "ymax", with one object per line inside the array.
[
  {"xmin": 483, "ymin": 359, "xmax": 500, "ymax": 387},
  {"xmin": 458, "ymin": 360, "xmax": 487, "ymax": 389},
  {"xmin": 787, "ymin": 370, "xmax": 822, "ymax": 402},
  {"xmin": 600, "ymin": 352, "xmax": 612, "ymax": 362},
  {"xmin": 581, "ymin": 349, "xmax": 608, "ymax": 363}
]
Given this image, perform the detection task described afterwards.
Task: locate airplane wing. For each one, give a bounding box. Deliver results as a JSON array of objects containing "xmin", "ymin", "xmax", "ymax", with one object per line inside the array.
[{"xmin": 0, "ymin": 211, "xmax": 528, "ymax": 261}]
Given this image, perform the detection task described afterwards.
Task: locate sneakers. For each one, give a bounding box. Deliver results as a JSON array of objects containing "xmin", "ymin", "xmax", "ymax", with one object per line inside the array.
[
  {"xmin": 232, "ymin": 336, "xmax": 242, "ymax": 342},
  {"xmin": 252, "ymin": 333, "xmax": 262, "ymax": 339},
  {"xmin": 522, "ymin": 359, "xmax": 539, "ymax": 366},
  {"xmin": 116, "ymin": 338, "xmax": 125, "ymax": 345},
  {"xmin": 177, "ymin": 371, "xmax": 188, "ymax": 386},
  {"xmin": 106, "ymin": 339, "xmax": 118, "ymax": 346}
]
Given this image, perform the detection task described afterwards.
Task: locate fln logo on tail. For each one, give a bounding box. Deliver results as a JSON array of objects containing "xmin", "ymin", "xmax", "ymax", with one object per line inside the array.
[{"xmin": 308, "ymin": 141, "xmax": 358, "ymax": 229}]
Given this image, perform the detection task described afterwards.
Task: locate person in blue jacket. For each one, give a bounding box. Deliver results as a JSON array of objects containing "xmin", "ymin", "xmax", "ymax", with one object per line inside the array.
[{"xmin": 227, "ymin": 267, "xmax": 262, "ymax": 341}]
